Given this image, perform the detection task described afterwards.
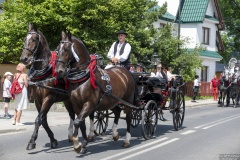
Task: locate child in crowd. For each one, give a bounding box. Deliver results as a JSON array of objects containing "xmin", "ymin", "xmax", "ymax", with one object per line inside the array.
[{"xmin": 2, "ymin": 71, "xmax": 13, "ymax": 118}]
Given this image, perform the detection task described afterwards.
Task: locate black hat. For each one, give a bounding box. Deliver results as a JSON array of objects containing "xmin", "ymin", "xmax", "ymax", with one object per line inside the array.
[{"xmin": 117, "ymin": 29, "xmax": 128, "ymax": 36}]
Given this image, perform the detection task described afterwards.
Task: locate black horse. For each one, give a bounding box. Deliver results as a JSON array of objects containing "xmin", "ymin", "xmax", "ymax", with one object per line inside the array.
[
  {"xmin": 20, "ymin": 24, "xmax": 75, "ymax": 150},
  {"xmin": 218, "ymin": 67, "xmax": 233, "ymax": 107}
]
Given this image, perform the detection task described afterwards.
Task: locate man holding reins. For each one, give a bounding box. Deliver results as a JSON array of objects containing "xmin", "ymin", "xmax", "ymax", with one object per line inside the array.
[{"xmin": 107, "ymin": 29, "xmax": 131, "ymax": 68}]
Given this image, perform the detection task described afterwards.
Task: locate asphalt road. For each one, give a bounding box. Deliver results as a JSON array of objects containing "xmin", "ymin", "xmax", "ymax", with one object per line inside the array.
[{"xmin": 0, "ymin": 104, "xmax": 240, "ymax": 160}]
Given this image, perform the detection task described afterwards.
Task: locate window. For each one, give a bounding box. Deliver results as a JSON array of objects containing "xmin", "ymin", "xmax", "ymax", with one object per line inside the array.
[
  {"xmin": 202, "ymin": 27, "xmax": 210, "ymax": 45},
  {"xmin": 201, "ymin": 66, "xmax": 208, "ymax": 82},
  {"xmin": 160, "ymin": 23, "xmax": 166, "ymax": 28}
]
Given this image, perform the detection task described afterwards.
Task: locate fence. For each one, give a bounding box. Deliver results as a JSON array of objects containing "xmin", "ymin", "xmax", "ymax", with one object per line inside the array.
[
  {"xmin": 0, "ymin": 78, "xmax": 212, "ymax": 100},
  {"xmin": 184, "ymin": 81, "xmax": 212, "ymax": 97}
]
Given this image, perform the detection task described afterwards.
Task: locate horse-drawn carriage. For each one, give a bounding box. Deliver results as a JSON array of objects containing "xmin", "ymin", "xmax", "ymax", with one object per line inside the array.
[
  {"xmin": 93, "ymin": 70, "xmax": 185, "ymax": 140},
  {"xmin": 20, "ymin": 24, "xmax": 185, "ymax": 153}
]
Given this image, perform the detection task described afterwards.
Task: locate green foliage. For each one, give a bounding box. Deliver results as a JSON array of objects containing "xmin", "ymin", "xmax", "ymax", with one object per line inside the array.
[
  {"xmin": 152, "ymin": 23, "xmax": 202, "ymax": 81},
  {"xmin": 0, "ymin": 0, "xmax": 201, "ymax": 81},
  {"xmin": 219, "ymin": 0, "xmax": 240, "ymax": 59},
  {"xmin": 0, "ymin": 0, "xmax": 165, "ymax": 64},
  {"xmin": 219, "ymin": 32, "xmax": 235, "ymax": 63}
]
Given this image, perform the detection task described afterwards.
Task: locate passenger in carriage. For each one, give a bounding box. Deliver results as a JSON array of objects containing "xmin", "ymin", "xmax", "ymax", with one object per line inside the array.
[
  {"xmin": 107, "ymin": 29, "xmax": 131, "ymax": 69},
  {"xmin": 155, "ymin": 64, "xmax": 167, "ymax": 83},
  {"xmin": 167, "ymin": 67, "xmax": 175, "ymax": 81}
]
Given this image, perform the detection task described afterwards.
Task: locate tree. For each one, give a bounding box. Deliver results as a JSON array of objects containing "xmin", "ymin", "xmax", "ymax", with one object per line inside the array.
[
  {"xmin": 219, "ymin": 0, "xmax": 240, "ymax": 61},
  {"xmin": 152, "ymin": 23, "xmax": 202, "ymax": 81},
  {"xmin": 0, "ymin": 0, "xmax": 166, "ymax": 64}
]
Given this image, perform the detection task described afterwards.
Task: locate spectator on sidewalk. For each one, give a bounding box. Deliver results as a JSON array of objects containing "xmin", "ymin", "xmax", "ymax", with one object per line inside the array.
[
  {"xmin": 192, "ymin": 75, "xmax": 201, "ymax": 102},
  {"xmin": 12, "ymin": 63, "xmax": 29, "ymax": 126},
  {"xmin": 2, "ymin": 72, "xmax": 13, "ymax": 118},
  {"xmin": 210, "ymin": 75, "xmax": 220, "ymax": 101}
]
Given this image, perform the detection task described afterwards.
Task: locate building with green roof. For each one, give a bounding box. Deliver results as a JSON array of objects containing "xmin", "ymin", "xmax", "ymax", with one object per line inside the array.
[{"xmin": 157, "ymin": 0, "xmax": 224, "ymax": 82}]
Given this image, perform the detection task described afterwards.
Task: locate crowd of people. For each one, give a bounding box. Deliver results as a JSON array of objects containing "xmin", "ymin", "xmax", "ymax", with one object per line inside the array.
[{"xmin": 1, "ymin": 63, "xmax": 28, "ymax": 126}]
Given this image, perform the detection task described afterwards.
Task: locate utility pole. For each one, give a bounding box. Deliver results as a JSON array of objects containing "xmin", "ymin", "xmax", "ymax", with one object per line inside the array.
[
  {"xmin": 177, "ymin": 0, "xmax": 182, "ymax": 74},
  {"xmin": 178, "ymin": 0, "xmax": 181, "ymax": 41}
]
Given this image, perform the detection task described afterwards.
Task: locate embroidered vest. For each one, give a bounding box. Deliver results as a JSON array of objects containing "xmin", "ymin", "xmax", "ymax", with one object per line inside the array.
[{"xmin": 113, "ymin": 41, "xmax": 130, "ymax": 66}]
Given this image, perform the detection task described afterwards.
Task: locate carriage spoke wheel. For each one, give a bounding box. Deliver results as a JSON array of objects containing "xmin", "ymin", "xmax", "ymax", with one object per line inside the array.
[
  {"xmin": 141, "ymin": 100, "xmax": 158, "ymax": 140},
  {"xmin": 131, "ymin": 109, "xmax": 142, "ymax": 128},
  {"xmin": 172, "ymin": 91, "xmax": 185, "ymax": 131},
  {"xmin": 94, "ymin": 110, "xmax": 109, "ymax": 136}
]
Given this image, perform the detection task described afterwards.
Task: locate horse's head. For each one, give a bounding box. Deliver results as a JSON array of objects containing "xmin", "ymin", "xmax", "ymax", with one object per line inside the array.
[
  {"xmin": 56, "ymin": 30, "xmax": 90, "ymax": 78},
  {"xmin": 222, "ymin": 66, "xmax": 231, "ymax": 81},
  {"xmin": 55, "ymin": 30, "xmax": 75, "ymax": 78},
  {"xmin": 20, "ymin": 24, "xmax": 42, "ymax": 66}
]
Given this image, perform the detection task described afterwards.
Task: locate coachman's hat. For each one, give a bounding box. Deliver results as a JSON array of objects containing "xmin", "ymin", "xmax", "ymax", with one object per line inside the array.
[{"xmin": 116, "ymin": 29, "xmax": 128, "ymax": 36}]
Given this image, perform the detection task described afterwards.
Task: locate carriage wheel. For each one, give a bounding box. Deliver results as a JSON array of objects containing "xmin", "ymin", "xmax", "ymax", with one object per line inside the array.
[
  {"xmin": 172, "ymin": 91, "xmax": 185, "ymax": 131},
  {"xmin": 131, "ymin": 109, "xmax": 142, "ymax": 128},
  {"xmin": 141, "ymin": 100, "xmax": 158, "ymax": 140},
  {"xmin": 94, "ymin": 110, "xmax": 109, "ymax": 136}
]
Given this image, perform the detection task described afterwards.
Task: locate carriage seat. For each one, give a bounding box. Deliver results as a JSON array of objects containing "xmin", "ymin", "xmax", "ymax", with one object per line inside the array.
[{"xmin": 146, "ymin": 77, "xmax": 167, "ymax": 90}]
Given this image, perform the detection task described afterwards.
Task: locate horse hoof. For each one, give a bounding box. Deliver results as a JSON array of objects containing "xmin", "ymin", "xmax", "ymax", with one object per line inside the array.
[
  {"xmin": 74, "ymin": 145, "xmax": 81, "ymax": 153},
  {"xmin": 80, "ymin": 147, "xmax": 87, "ymax": 154},
  {"xmin": 87, "ymin": 136, "xmax": 94, "ymax": 142},
  {"xmin": 26, "ymin": 143, "xmax": 36, "ymax": 150},
  {"xmin": 113, "ymin": 134, "xmax": 120, "ymax": 141},
  {"xmin": 51, "ymin": 139, "xmax": 58, "ymax": 149},
  {"xmin": 122, "ymin": 142, "xmax": 130, "ymax": 148}
]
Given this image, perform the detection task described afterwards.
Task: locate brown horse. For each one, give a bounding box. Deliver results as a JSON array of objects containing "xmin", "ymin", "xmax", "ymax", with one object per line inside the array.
[
  {"xmin": 20, "ymin": 24, "xmax": 75, "ymax": 150},
  {"xmin": 55, "ymin": 31, "xmax": 136, "ymax": 153}
]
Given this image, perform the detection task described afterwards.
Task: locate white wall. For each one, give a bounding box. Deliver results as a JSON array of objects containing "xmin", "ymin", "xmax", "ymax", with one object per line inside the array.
[
  {"xmin": 206, "ymin": 0, "xmax": 214, "ymax": 16},
  {"xmin": 180, "ymin": 24, "xmax": 198, "ymax": 48}
]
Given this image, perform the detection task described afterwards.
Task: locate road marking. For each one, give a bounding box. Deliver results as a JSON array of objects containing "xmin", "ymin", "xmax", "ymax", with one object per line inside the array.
[
  {"xmin": 118, "ymin": 138, "xmax": 180, "ymax": 160},
  {"xmin": 101, "ymin": 137, "xmax": 169, "ymax": 160},
  {"xmin": 194, "ymin": 114, "xmax": 240, "ymax": 129},
  {"xmin": 180, "ymin": 130, "xmax": 196, "ymax": 135},
  {"xmin": 202, "ymin": 115, "xmax": 240, "ymax": 129}
]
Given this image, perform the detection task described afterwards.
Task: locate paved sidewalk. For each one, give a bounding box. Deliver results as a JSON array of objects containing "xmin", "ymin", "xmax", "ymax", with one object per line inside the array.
[{"xmin": 0, "ymin": 99, "xmax": 217, "ymax": 135}]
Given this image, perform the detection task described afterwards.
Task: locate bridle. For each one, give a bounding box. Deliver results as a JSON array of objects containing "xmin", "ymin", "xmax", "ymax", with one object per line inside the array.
[
  {"xmin": 56, "ymin": 40, "xmax": 74, "ymax": 69},
  {"xmin": 23, "ymin": 31, "xmax": 42, "ymax": 61}
]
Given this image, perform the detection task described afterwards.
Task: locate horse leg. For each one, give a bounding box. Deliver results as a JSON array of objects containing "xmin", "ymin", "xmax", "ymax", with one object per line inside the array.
[
  {"xmin": 72, "ymin": 104, "xmax": 94, "ymax": 154},
  {"xmin": 87, "ymin": 112, "xmax": 95, "ymax": 142},
  {"xmin": 111, "ymin": 106, "xmax": 121, "ymax": 141},
  {"xmin": 122, "ymin": 106, "xmax": 132, "ymax": 147},
  {"xmin": 26, "ymin": 102, "xmax": 42, "ymax": 150},
  {"xmin": 39, "ymin": 99, "xmax": 58, "ymax": 148},
  {"xmin": 63, "ymin": 100, "xmax": 75, "ymax": 142}
]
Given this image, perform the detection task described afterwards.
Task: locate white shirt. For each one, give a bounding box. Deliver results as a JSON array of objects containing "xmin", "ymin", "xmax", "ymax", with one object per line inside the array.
[
  {"xmin": 155, "ymin": 71, "xmax": 163, "ymax": 79},
  {"xmin": 3, "ymin": 78, "xmax": 12, "ymax": 98},
  {"xmin": 194, "ymin": 79, "xmax": 199, "ymax": 86},
  {"xmin": 167, "ymin": 71, "xmax": 173, "ymax": 81},
  {"xmin": 107, "ymin": 42, "xmax": 131, "ymax": 62}
]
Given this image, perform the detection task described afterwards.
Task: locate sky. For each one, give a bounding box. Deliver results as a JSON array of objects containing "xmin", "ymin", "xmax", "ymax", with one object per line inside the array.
[{"xmin": 158, "ymin": 0, "xmax": 180, "ymax": 16}]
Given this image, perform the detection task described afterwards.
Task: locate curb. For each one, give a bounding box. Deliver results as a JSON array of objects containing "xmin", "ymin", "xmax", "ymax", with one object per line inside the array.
[{"xmin": 0, "ymin": 102, "xmax": 67, "ymax": 112}]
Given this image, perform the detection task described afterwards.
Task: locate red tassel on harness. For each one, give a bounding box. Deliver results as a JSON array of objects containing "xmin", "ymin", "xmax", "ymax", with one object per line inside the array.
[
  {"xmin": 87, "ymin": 55, "xmax": 97, "ymax": 89},
  {"xmin": 50, "ymin": 51, "xmax": 58, "ymax": 85}
]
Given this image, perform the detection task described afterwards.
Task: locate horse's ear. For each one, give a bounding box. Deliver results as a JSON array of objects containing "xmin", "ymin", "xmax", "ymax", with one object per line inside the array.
[
  {"xmin": 61, "ymin": 30, "xmax": 67, "ymax": 40},
  {"xmin": 32, "ymin": 23, "xmax": 37, "ymax": 31},
  {"xmin": 28, "ymin": 23, "xmax": 37, "ymax": 32},
  {"xmin": 67, "ymin": 30, "xmax": 72, "ymax": 42},
  {"xmin": 28, "ymin": 23, "xmax": 33, "ymax": 32}
]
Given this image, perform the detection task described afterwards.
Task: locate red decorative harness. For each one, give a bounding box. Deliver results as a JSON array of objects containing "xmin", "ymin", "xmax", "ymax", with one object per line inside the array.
[
  {"xmin": 49, "ymin": 51, "xmax": 58, "ymax": 85},
  {"xmin": 65, "ymin": 54, "xmax": 97, "ymax": 90},
  {"xmin": 31, "ymin": 51, "xmax": 58, "ymax": 85},
  {"xmin": 87, "ymin": 55, "xmax": 97, "ymax": 89}
]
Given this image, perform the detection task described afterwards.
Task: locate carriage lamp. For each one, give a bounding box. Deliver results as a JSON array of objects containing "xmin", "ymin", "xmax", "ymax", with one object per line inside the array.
[
  {"xmin": 97, "ymin": 54, "xmax": 104, "ymax": 67},
  {"xmin": 151, "ymin": 52, "xmax": 160, "ymax": 68}
]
